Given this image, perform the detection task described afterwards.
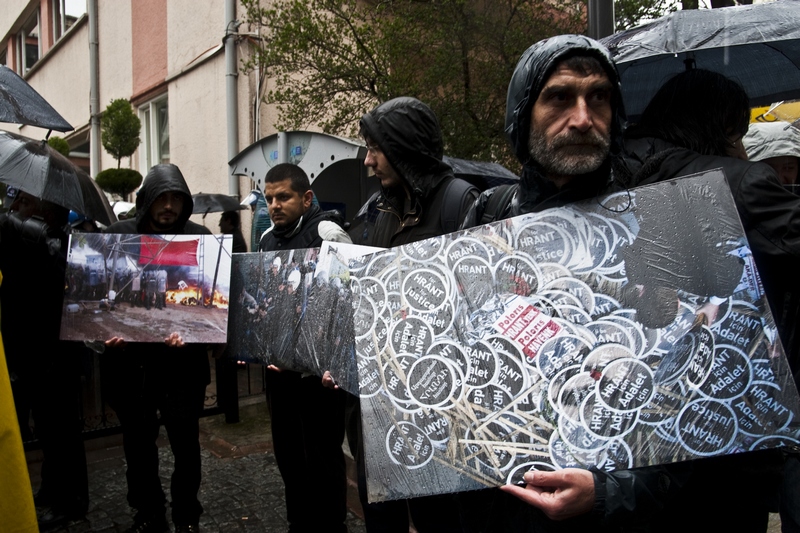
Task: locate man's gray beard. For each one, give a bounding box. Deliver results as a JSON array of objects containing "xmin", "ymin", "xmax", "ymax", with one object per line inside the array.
[{"xmin": 528, "ymin": 127, "xmax": 610, "ymax": 177}]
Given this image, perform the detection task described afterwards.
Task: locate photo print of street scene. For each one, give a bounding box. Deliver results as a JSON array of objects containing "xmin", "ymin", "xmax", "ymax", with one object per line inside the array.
[
  {"xmin": 349, "ymin": 170, "xmax": 800, "ymax": 502},
  {"xmin": 60, "ymin": 233, "xmax": 232, "ymax": 344},
  {"xmin": 226, "ymin": 242, "xmax": 374, "ymax": 395}
]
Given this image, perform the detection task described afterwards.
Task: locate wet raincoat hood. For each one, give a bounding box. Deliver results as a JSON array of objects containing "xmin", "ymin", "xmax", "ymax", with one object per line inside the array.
[
  {"xmin": 134, "ymin": 164, "xmax": 194, "ymax": 232},
  {"xmin": 743, "ymin": 122, "xmax": 800, "ymax": 162},
  {"xmin": 506, "ymin": 35, "xmax": 627, "ymax": 210},
  {"xmin": 359, "ymin": 97, "xmax": 454, "ymax": 198}
]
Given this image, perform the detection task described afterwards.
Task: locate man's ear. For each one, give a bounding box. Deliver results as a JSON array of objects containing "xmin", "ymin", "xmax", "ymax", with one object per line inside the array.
[{"xmin": 303, "ymin": 189, "xmax": 314, "ymax": 208}]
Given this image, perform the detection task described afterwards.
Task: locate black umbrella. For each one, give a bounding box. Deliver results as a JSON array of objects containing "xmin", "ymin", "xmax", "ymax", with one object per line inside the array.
[
  {"xmin": 0, "ymin": 65, "xmax": 73, "ymax": 132},
  {"xmin": 0, "ymin": 131, "xmax": 115, "ymax": 226},
  {"xmin": 602, "ymin": 0, "xmax": 800, "ymax": 123},
  {"xmin": 191, "ymin": 193, "xmax": 247, "ymax": 216}
]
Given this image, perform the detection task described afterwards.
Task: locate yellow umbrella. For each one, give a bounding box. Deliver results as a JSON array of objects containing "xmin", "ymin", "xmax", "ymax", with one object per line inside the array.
[{"xmin": 0, "ymin": 272, "xmax": 38, "ymax": 533}]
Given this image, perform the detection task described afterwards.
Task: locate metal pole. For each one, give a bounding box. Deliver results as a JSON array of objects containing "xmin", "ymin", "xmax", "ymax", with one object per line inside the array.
[
  {"xmin": 588, "ymin": 0, "xmax": 615, "ymax": 40},
  {"xmin": 88, "ymin": 0, "xmax": 101, "ymax": 177},
  {"xmin": 225, "ymin": 0, "xmax": 240, "ymax": 196}
]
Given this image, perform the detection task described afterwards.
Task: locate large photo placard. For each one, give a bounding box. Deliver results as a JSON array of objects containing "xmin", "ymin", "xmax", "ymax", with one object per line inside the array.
[
  {"xmin": 60, "ymin": 233, "xmax": 232, "ymax": 344},
  {"xmin": 226, "ymin": 242, "xmax": 372, "ymax": 394},
  {"xmin": 351, "ymin": 170, "xmax": 800, "ymax": 502}
]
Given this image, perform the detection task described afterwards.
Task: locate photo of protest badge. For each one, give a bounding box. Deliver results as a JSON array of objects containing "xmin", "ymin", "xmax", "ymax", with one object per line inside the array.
[
  {"xmin": 587, "ymin": 320, "xmax": 633, "ymax": 349},
  {"xmin": 538, "ymin": 289, "xmax": 583, "ymax": 309},
  {"xmin": 445, "ymin": 237, "xmax": 492, "ymax": 269},
  {"xmin": 536, "ymin": 335, "xmax": 593, "ymax": 379},
  {"xmin": 402, "ymin": 267, "xmax": 449, "ymax": 313},
  {"xmin": 453, "ymin": 256, "xmax": 494, "ymax": 311},
  {"xmin": 359, "ymin": 276, "xmax": 387, "ymax": 314},
  {"xmin": 558, "ymin": 372, "xmax": 597, "ymax": 423},
  {"xmin": 507, "ymin": 461, "xmax": 556, "ymax": 486},
  {"xmin": 385, "ymin": 421, "xmax": 434, "ymax": 470},
  {"xmin": 515, "ymin": 221, "xmax": 573, "ymax": 266},
  {"xmin": 541, "ymin": 277, "xmax": 595, "ymax": 314},
  {"xmin": 548, "ymin": 366, "xmax": 582, "ymax": 415},
  {"xmin": 357, "ymin": 355, "xmax": 383, "ymax": 398},
  {"xmin": 581, "ymin": 392, "xmax": 638, "ymax": 439},
  {"xmin": 733, "ymin": 381, "xmax": 794, "ymax": 436},
  {"xmin": 402, "ymin": 235, "xmax": 445, "ymax": 262},
  {"xmin": 413, "ymin": 408, "xmax": 452, "ymax": 447},
  {"xmin": 685, "ymin": 325, "xmax": 715, "ymax": 388},
  {"xmin": 599, "ymin": 315, "xmax": 646, "ymax": 356},
  {"xmin": 492, "ymin": 295, "xmax": 562, "ymax": 362},
  {"xmin": 494, "ymin": 349, "xmax": 529, "ymax": 397},
  {"xmin": 538, "ymin": 262, "xmax": 572, "ymax": 287},
  {"xmin": 389, "ymin": 317, "xmax": 434, "ymax": 358},
  {"xmin": 751, "ymin": 359, "xmax": 778, "ymax": 383},
  {"xmin": 676, "ymin": 399, "xmax": 738, "ymax": 456},
  {"xmin": 464, "ymin": 340, "xmax": 500, "ymax": 388},
  {"xmin": 713, "ymin": 301, "xmax": 763, "ymax": 353},
  {"xmin": 407, "ymin": 355, "xmax": 459, "ymax": 409},
  {"xmin": 494, "ymin": 255, "xmax": 541, "ymax": 296},
  {"xmin": 596, "ymin": 358, "xmax": 654, "ymax": 413},
  {"xmin": 581, "ymin": 343, "xmax": 632, "ymax": 374},
  {"xmin": 556, "ymin": 305, "xmax": 592, "ymax": 325},
  {"xmin": 697, "ymin": 345, "xmax": 752, "ymax": 400},
  {"xmin": 591, "ymin": 294, "xmax": 621, "ymax": 320}
]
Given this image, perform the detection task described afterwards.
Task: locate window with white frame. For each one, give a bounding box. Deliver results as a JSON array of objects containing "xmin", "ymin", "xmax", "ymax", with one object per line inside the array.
[
  {"xmin": 139, "ymin": 97, "xmax": 170, "ymax": 170},
  {"xmin": 52, "ymin": 0, "xmax": 86, "ymax": 42},
  {"xmin": 16, "ymin": 11, "xmax": 40, "ymax": 74}
]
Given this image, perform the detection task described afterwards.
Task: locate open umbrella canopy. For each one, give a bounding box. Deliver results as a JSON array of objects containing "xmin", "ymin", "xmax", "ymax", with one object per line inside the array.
[
  {"xmin": 0, "ymin": 131, "xmax": 115, "ymax": 226},
  {"xmin": 192, "ymin": 193, "xmax": 247, "ymax": 215},
  {"xmin": 0, "ymin": 65, "xmax": 72, "ymax": 132},
  {"xmin": 602, "ymin": 0, "xmax": 800, "ymax": 122}
]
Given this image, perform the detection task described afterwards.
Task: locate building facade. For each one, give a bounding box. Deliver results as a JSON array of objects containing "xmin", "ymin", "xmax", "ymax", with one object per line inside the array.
[{"xmin": 0, "ymin": 0, "xmax": 278, "ymax": 230}]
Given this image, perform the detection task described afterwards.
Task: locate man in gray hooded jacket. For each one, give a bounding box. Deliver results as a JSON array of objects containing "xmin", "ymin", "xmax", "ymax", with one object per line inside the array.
[{"xmin": 103, "ymin": 164, "xmax": 211, "ymax": 533}]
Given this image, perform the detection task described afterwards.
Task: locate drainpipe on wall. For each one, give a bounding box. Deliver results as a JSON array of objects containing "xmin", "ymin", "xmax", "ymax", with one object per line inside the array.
[
  {"xmin": 89, "ymin": 0, "xmax": 101, "ymax": 177},
  {"xmin": 225, "ymin": 0, "xmax": 239, "ymax": 197}
]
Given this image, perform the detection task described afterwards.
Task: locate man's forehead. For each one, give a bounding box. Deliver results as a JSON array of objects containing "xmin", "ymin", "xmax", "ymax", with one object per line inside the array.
[{"xmin": 541, "ymin": 63, "xmax": 611, "ymax": 90}]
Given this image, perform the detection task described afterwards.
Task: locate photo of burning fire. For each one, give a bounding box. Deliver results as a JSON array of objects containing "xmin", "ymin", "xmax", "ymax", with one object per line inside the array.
[{"xmin": 60, "ymin": 233, "xmax": 232, "ymax": 344}]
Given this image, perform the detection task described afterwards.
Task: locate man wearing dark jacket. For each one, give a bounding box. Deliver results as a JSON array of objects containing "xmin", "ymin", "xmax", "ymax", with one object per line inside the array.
[
  {"xmin": 103, "ymin": 164, "xmax": 211, "ymax": 533},
  {"xmin": 258, "ymin": 163, "xmax": 352, "ymax": 533},
  {"xmin": 459, "ymin": 35, "xmax": 684, "ymax": 533},
  {"xmin": 350, "ymin": 96, "xmax": 478, "ymax": 532}
]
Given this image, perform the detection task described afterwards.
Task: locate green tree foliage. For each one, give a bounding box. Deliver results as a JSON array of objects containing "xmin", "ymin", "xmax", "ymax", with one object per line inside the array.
[
  {"xmin": 615, "ymin": 0, "xmax": 676, "ymax": 30},
  {"xmin": 96, "ymin": 168, "xmax": 143, "ymax": 200},
  {"xmin": 101, "ymin": 98, "xmax": 141, "ymax": 169},
  {"xmin": 47, "ymin": 136, "xmax": 71, "ymax": 157},
  {"xmin": 241, "ymin": 0, "xmax": 585, "ymax": 170}
]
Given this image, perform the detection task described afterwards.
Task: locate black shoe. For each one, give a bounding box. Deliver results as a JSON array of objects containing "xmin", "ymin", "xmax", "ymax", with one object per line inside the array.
[
  {"xmin": 174, "ymin": 525, "xmax": 199, "ymax": 533},
  {"xmin": 125, "ymin": 516, "xmax": 170, "ymax": 533}
]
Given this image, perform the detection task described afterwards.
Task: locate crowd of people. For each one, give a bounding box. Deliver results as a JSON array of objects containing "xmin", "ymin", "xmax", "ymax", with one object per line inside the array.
[{"xmin": 3, "ymin": 30, "xmax": 800, "ymax": 533}]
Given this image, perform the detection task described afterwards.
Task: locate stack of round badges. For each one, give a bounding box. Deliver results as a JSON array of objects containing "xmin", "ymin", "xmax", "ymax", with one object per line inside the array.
[{"xmin": 350, "ymin": 201, "xmax": 800, "ymax": 488}]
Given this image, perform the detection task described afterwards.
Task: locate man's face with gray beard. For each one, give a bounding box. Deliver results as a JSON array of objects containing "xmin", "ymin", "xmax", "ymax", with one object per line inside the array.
[
  {"xmin": 528, "ymin": 123, "xmax": 610, "ymax": 177},
  {"xmin": 527, "ymin": 64, "xmax": 613, "ymax": 186}
]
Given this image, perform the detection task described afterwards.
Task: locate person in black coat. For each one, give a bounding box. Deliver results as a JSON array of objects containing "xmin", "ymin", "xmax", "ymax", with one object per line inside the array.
[{"xmin": 103, "ymin": 164, "xmax": 211, "ymax": 533}]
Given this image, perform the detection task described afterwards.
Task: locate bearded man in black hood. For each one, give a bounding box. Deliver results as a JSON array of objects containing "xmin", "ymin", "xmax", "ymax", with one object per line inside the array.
[{"xmin": 103, "ymin": 164, "xmax": 211, "ymax": 533}]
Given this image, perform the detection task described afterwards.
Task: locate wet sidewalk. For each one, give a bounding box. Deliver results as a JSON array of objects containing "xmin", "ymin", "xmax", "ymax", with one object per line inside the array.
[{"xmin": 26, "ymin": 398, "xmax": 367, "ymax": 532}]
